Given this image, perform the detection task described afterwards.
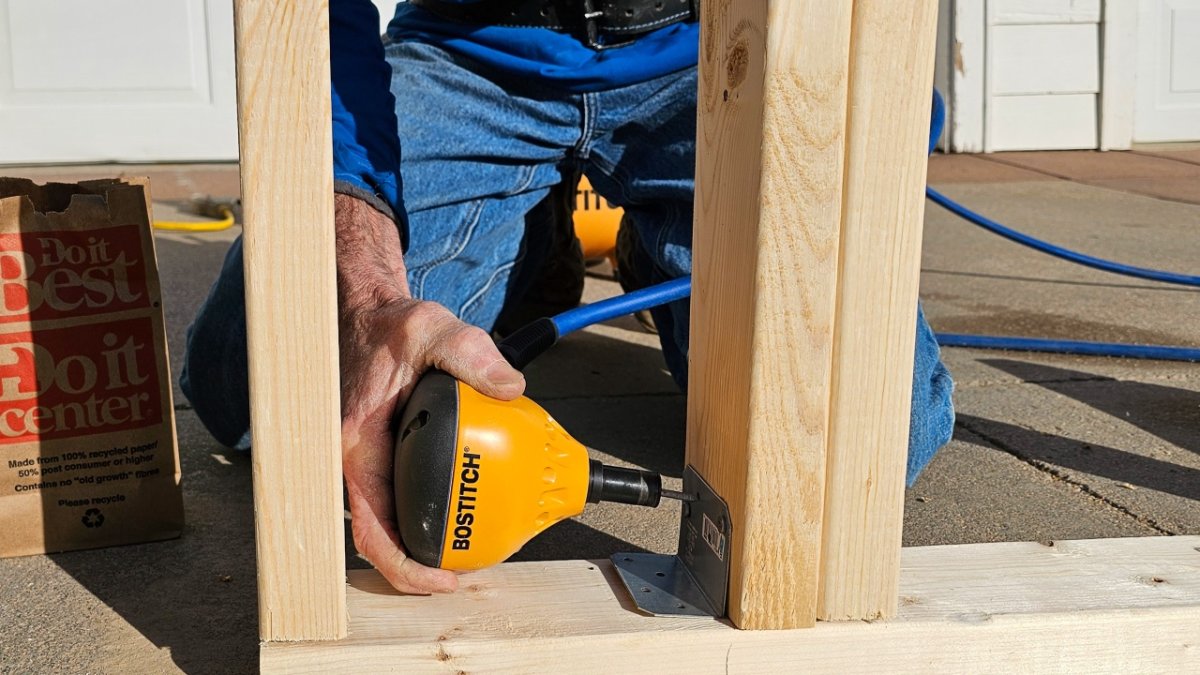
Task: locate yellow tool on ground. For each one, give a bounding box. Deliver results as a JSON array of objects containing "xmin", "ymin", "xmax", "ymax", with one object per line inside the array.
[
  {"xmin": 393, "ymin": 371, "xmax": 688, "ymax": 571},
  {"xmin": 573, "ymin": 175, "xmax": 622, "ymax": 262},
  {"xmin": 155, "ymin": 186, "xmax": 614, "ymax": 240},
  {"xmin": 153, "ymin": 197, "xmax": 238, "ymax": 232}
]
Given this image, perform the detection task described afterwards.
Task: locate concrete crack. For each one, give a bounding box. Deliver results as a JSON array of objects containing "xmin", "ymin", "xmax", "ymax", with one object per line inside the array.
[{"xmin": 956, "ymin": 419, "xmax": 1179, "ymax": 536}]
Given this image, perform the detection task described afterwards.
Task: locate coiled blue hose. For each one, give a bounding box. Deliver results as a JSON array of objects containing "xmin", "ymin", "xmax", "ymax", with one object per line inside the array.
[
  {"xmin": 548, "ymin": 204, "xmax": 1199, "ymax": 364},
  {"xmin": 542, "ymin": 195, "xmax": 1199, "ymax": 362},
  {"xmin": 925, "ymin": 187, "xmax": 1200, "ymax": 361},
  {"xmin": 925, "ymin": 187, "xmax": 1200, "ymax": 288},
  {"xmin": 924, "ymin": 190, "xmax": 1200, "ymax": 361},
  {"xmin": 923, "ymin": 88, "xmax": 1199, "ymax": 362},
  {"xmin": 532, "ymin": 88, "xmax": 1199, "ymax": 364},
  {"xmin": 935, "ymin": 334, "xmax": 1200, "ymax": 362}
]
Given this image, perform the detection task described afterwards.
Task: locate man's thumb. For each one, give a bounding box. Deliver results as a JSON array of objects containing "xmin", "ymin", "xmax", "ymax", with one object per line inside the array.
[{"xmin": 476, "ymin": 357, "xmax": 525, "ymax": 400}]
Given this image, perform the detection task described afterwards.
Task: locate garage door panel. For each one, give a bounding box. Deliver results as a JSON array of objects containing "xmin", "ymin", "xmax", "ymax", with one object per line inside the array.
[{"xmin": 0, "ymin": 0, "xmax": 236, "ymax": 163}]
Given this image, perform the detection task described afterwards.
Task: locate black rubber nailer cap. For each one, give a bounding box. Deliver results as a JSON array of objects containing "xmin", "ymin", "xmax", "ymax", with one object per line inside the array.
[{"xmin": 393, "ymin": 370, "xmax": 460, "ymax": 568}]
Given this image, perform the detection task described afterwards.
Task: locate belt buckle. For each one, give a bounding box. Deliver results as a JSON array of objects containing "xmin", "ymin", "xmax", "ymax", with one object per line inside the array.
[{"xmin": 581, "ymin": 0, "xmax": 631, "ymax": 50}]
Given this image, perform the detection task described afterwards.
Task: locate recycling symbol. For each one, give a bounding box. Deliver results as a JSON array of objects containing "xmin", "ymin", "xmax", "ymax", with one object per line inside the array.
[{"xmin": 82, "ymin": 508, "xmax": 105, "ymax": 528}]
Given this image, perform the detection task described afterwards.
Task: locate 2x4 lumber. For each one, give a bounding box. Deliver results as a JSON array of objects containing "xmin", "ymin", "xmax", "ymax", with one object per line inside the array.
[
  {"xmin": 260, "ymin": 535, "xmax": 1200, "ymax": 673},
  {"xmin": 818, "ymin": 0, "xmax": 940, "ymax": 621},
  {"xmin": 688, "ymin": 0, "xmax": 854, "ymax": 629},
  {"xmin": 234, "ymin": 0, "xmax": 347, "ymax": 640}
]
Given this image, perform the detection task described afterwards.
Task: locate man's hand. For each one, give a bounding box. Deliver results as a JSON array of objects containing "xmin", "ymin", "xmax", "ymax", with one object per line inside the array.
[{"xmin": 335, "ymin": 194, "xmax": 525, "ymax": 594}]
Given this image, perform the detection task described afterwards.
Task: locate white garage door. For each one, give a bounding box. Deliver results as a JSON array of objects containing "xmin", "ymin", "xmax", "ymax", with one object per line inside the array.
[
  {"xmin": 1135, "ymin": 0, "xmax": 1200, "ymax": 142},
  {"xmin": 0, "ymin": 0, "xmax": 237, "ymax": 164},
  {"xmin": 985, "ymin": 0, "xmax": 1102, "ymax": 151}
]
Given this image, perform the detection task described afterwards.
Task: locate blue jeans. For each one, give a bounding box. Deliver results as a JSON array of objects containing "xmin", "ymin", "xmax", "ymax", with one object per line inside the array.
[{"xmin": 181, "ymin": 42, "xmax": 954, "ymax": 483}]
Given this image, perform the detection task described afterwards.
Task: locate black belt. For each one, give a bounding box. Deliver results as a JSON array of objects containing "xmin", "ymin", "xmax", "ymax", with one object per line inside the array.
[{"xmin": 409, "ymin": 0, "xmax": 699, "ymax": 49}]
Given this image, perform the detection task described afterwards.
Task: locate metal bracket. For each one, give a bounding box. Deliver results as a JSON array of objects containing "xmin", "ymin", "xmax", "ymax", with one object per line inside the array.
[{"xmin": 612, "ymin": 465, "xmax": 731, "ymax": 617}]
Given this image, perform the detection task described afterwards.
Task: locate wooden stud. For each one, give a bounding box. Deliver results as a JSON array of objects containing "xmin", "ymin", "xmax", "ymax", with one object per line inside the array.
[
  {"xmin": 260, "ymin": 536, "xmax": 1200, "ymax": 672},
  {"xmin": 235, "ymin": 0, "xmax": 347, "ymax": 641},
  {"xmin": 688, "ymin": 0, "xmax": 854, "ymax": 629},
  {"xmin": 818, "ymin": 0, "xmax": 940, "ymax": 622},
  {"xmin": 243, "ymin": 1, "xmax": 1200, "ymax": 668}
]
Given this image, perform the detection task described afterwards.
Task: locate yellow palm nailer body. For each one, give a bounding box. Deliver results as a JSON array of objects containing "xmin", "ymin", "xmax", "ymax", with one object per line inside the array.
[{"xmin": 394, "ymin": 371, "xmax": 672, "ymax": 571}]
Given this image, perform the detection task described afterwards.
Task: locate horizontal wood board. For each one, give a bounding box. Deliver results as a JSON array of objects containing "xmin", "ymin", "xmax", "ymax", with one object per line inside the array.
[{"xmin": 263, "ymin": 536, "xmax": 1200, "ymax": 673}]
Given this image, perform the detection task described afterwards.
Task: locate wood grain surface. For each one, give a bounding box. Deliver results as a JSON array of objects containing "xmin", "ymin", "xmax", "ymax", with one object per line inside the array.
[
  {"xmin": 688, "ymin": 0, "xmax": 853, "ymax": 629},
  {"xmin": 234, "ymin": 0, "xmax": 347, "ymax": 641}
]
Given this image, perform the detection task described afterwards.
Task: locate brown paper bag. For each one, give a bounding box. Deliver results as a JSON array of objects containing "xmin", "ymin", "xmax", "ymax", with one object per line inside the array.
[{"xmin": 0, "ymin": 177, "xmax": 183, "ymax": 557}]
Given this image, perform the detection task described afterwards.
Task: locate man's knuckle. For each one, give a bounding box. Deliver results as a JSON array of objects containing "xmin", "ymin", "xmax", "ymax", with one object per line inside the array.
[
  {"xmin": 351, "ymin": 526, "xmax": 370, "ymax": 557},
  {"xmin": 407, "ymin": 300, "xmax": 443, "ymax": 324},
  {"xmin": 385, "ymin": 547, "xmax": 413, "ymax": 575},
  {"xmin": 444, "ymin": 326, "xmax": 480, "ymax": 355},
  {"xmin": 395, "ymin": 302, "xmax": 439, "ymax": 339}
]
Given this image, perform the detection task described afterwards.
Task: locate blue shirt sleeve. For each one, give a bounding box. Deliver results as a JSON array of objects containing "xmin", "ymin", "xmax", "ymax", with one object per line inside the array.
[{"xmin": 330, "ymin": 0, "xmax": 409, "ymax": 249}]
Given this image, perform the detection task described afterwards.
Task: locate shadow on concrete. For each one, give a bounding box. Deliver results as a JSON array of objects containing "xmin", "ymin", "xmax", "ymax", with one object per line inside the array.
[
  {"xmin": 981, "ymin": 359, "xmax": 1200, "ymax": 457},
  {"xmin": 47, "ymin": 428, "xmax": 259, "ymax": 675},
  {"xmin": 524, "ymin": 330, "xmax": 676, "ymax": 396},
  {"xmin": 524, "ymin": 329, "xmax": 686, "ymax": 476},
  {"xmin": 38, "ymin": 231, "xmax": 259, "ymax": 673},
  {"xmin": 956, "ymin": 414, "xmax": 1200, "ymax": 501},
  {"xmin": 928, "ymin": 302, "xmax": 1191, "ymax": 347},
  {"xmin": 543, "ymin": 394, "xmax": 686, "ymax": 478}
]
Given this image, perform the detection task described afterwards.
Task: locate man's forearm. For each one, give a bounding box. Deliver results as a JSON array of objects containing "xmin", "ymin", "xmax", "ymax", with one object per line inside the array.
[{"xmin": 335, "ymin": 193, "xmax": 410, "ymax": 313}]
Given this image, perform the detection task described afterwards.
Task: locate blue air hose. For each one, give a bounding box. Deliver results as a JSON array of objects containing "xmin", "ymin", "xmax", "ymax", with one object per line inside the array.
[
  {"xmin": 925, "ymin": 188, "xmax": 1200, "ymax": 288},
  {"xmin": 498, "ymin": 276, "xmax": 692, "ymax": 369},
  {"xmin": 923, "ymin": 86, "xmax": 1198, "ymax": 361},
  {"xmin": 498, "ymin": 88, "xmax": 1198, "ymax": 367},
  {"xmin": 925, "ymin": 86, "xmax": 1199, "ymax": 362},
  {"xmin": 553, "ymin": 275, "xmax": 692, "ymax": 336},
  {"xmin": 935, "ymin": 334, "xmax": 1200, "ymax": 362},
  {"xmin": 924, "ymin": 190, "xmax": 1200, "ymax": 362},
  {"xmin": 500, "ymin": 203, "xmax": 1199, "ymax": 367}
]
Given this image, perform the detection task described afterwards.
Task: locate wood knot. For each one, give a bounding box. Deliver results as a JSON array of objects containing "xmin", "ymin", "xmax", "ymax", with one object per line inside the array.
[
  {"xmin": 726, "ymin": 41, "xmax": 749, "ymax": 90},
  {"xmin": 435, "ymin": 644, "xmax": 451, "ymax": 662}
]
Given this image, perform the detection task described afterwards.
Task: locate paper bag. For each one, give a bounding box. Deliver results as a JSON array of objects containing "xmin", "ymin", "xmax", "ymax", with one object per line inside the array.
[{"xmin": 0, "ymin": 178, "xmax": 183, "ymax": 557}]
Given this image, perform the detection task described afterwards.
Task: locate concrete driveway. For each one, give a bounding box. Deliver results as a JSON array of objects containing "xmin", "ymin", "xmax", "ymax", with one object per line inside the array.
[{"xmin": 2, "ymin": 148, "xmax": 1198, "ymax": 673}]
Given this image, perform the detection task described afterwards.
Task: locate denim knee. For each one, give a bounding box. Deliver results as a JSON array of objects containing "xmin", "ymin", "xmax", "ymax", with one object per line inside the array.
[
  {"xmin": 180, "ymin": 237, "xmax": 252, "ymax": 448},
  {"xmin": 906, "ymin": 304, "xmax": 955, "ymax": 484}
]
